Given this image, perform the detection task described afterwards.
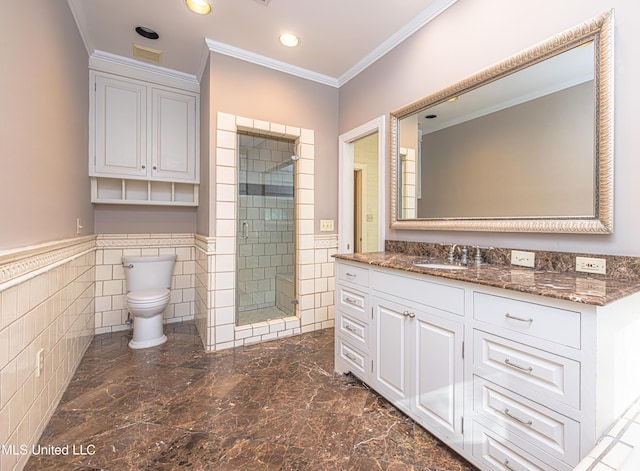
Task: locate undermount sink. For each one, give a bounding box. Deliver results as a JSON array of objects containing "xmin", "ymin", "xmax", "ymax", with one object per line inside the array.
[{"xmin": 412, "ymin": 261, "xmax": 468, "ymax": 270}]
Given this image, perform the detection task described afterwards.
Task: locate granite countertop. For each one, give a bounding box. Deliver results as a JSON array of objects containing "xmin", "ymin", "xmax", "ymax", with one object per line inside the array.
[{"xmin": 333, "ymin": 252, "xmax": 640, "ymax": 306}]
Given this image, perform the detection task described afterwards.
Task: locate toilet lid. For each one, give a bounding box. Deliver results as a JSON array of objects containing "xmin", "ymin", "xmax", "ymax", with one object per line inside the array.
[{"xmin": 127, "ymin": 288, "xmax": 170, "ymax": 302}]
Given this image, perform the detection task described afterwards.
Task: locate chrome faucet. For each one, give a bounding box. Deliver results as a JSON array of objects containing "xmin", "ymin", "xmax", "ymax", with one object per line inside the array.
[
  {"xmin": 448, "ymin": 244, "xmax": 458, "ymax": 263},
  {"xmin": 448, "ymin": 244, "xmax": 469, "ymax": 265},
  {"xmin": 472, "ymin": 245, "xmax": 495, "ymax": 266}
]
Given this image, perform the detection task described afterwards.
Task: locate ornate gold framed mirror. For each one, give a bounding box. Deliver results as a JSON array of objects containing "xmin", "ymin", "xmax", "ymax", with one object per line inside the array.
[{"xmin": 390, "ymin": 10, "xmax": 614, "ymax": 233}]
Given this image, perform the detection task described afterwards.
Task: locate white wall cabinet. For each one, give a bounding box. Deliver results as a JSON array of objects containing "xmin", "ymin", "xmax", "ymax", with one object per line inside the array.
[
  {"xmin": 334, "ymin": 259, "xmax": 640, "ymax": 471},
  {"xmin": 90, "ymin": 70, "xmax": 199, "ymax": 205}
]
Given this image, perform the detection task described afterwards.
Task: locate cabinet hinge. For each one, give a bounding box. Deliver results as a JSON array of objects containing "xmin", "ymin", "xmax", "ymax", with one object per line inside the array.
[
  {"xmin": 461, "ymin": 417, "xmax": 464, "ymax": 434},
  {"xmin": 371, "ymin": 307, "xmax": 374, "ymax": 319},
  {"xmin": 462, "ymin": 341, "xmax": 465, "ymax": 359},
  {"xmin": 371, "ymin": 360, "xmax": 374, "ymax": 373}
]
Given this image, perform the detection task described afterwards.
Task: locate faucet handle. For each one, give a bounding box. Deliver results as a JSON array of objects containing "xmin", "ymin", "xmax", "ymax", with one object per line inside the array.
[
  {"xmin": 460, "ymin": 246, "xmax": 469, "ymax": 265},
  {"xmin": 472, "ymin": 246, "xmax": 495, "ymax": 265}
]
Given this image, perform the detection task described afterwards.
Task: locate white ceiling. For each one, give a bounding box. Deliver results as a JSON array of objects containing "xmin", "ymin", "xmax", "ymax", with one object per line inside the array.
[{"xmin": 67, "ymin": 0, "xmax": 457, "ymax": 87}]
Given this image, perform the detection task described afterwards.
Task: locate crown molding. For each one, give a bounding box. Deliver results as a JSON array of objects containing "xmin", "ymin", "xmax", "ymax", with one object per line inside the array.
[
  {"xmin": 337, "ymin": 0, "xmax": 459, "ymax": 87},
  {"xmin": 90, "ymin": 50, "xmax": 200, "ymax": 92},
  {"xmin": 66, "ymin": 0, "xmax": 93, "ymax": 55},
  {"xmin": 205, "ymin": 38, "xmax": 339, "ymax": 88},
  {"xmin": 204, "ymin": 0, "xmax": 457, "ymax": 89}
]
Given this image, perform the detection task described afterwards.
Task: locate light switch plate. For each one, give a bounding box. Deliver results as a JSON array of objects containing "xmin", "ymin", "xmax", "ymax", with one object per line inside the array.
[
  {"xmin": 320, "ymin": 219, "xmax": 334, "ymax": 232},
  {"xmin": 511, "ymin": 250, "xmax": 535, "ymax": 268}
]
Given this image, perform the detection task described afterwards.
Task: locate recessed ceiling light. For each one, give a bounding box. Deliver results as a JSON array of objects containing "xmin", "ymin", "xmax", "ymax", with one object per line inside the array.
[
  {"xmin": 135, "ymin": 26, "xmax": 159, "ymax": 40},
  {"xmin": 279, "ymin": 33, "xmax": 300, "ymax": 48},
  {"xmin": 186, "ymin": 0, "xmax": 211, "ymax": 15}
]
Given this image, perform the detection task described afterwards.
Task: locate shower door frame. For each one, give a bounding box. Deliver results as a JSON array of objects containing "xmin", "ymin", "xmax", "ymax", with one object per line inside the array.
[
  {"xmin": 211, "ymin": 112, "xmax": 317, "ymax": 350},
  {"xmin": 235, "ymin": 132, "xmax": 297, "ymax": 325}
]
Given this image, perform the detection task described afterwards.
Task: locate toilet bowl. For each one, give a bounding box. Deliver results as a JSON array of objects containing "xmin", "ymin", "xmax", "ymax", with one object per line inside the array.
[{"xmin": 122, "ymin": 255, "xmax": 176, "ymax": 349}]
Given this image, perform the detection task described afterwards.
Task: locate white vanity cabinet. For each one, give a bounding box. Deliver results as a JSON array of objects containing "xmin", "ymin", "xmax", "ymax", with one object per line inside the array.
[
  {"xmin": 471, "ymin": 294, "xmax": 583, "ymax": 470},
  {"xmin": 90, "ymin": 70, "xmax": 199, "ymax": 205},
  {"xmin": 334, "ymin": 263, "xmax": 372, "ymax": 381},
  {"xmin": 371, "ymin": 270, "xmax": 465, "ymax": 445},
  {"xmin": 334, "ymin": 258, "xmax": 640, "ymax": 471},
  {"xmin": 335, "ymin": 262, "xmax": 465, "ymax": 448}
]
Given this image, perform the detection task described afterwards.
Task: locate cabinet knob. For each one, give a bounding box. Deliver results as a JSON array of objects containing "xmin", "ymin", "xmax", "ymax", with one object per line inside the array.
[
  {"xmin": 141, "ymin": 165, "xmax": 146, "ymax": 169},
  {"xmin": 153, "ymin": 166, "xmax": 157, "ymax": 170}
]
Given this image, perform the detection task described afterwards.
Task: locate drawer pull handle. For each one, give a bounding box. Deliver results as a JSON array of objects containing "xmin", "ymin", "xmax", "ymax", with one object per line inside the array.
[
  {"xmin": 344, "ymin": 324, "xmax": 358, "ymax": 334},
  {"xmin": 504, "ymin": 358, "xmax": 533, "ymax": 373},
  {"xmin": 344, "ymin": 297, "xmax": 359, "ymax": 305},
  {"xmin": 345, "ymin": 352, "xmax": 358, "ymax": 362},
  {"xmin": 345, "ymin": 272, "xmax": 357, "ymax": 278},
  {"xmin": 504, "ymin": 459, "xmax": 515, "ymax": 471},
  {"xmin": 402, "ymin": 311, "xmax": 416, "ymax": 319},
  {"xmin": 503, "ymin": 408, "xmax": 533, "ymax": 426},
  {"xmin": 505, "ymin": 313, "xmax": 533, "ymax": 323}
]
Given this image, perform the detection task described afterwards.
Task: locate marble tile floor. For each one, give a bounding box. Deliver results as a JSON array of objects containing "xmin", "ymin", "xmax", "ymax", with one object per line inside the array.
[{"xmin": 25, "ymin": 322, "xmax": 478, "ymax": 471}]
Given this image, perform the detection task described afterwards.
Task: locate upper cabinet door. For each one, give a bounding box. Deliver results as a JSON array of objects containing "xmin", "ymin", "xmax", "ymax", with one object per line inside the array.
[
  {"xmin": 94, "ymin": 75, "xmax": 148, "ymax": 178},
  {"xmin": 151, "ymin": 88, "xmax": 197, "ymax": 182}
]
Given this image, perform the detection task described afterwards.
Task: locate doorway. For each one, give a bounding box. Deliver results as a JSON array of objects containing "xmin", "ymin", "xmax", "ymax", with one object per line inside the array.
[{"xmin": 338, "ymin": 116, "xmax": 386, "ymax": 254}]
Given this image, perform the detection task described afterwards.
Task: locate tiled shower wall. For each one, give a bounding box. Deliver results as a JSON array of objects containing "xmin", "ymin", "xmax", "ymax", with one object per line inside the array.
[
  {"xmin": 0, "ymin": 237, "xmax": 95, "ymax": 471},
  {"xmin": 93, "ymin": 234, "xmax": 196, "ymax": 334},
  {"xmin": 194, "ymin": 233, "xmax": 337, "ymax": 352},
  {"xmin": 190, "ymin": 112, "xmax": 336, "ymax": 352}
]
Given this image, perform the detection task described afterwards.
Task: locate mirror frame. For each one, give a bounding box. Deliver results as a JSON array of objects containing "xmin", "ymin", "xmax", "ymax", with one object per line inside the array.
[{"xmin": 390, "ymin": 10, "xmax": 614, "ymax": 233}]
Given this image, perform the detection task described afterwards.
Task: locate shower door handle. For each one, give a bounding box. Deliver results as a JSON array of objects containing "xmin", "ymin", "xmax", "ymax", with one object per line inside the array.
[{"xmin": 241, "ymin": 221, "xmax": 249, "ymax": 240}]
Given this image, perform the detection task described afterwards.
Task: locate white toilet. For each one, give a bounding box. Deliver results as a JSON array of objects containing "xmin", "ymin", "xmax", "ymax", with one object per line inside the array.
[{"xmin": 122, "ymin": 254, "xmax": 176, "ymax": 349}]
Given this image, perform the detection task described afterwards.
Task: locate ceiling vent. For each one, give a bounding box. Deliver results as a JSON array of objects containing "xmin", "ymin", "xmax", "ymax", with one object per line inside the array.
[
  {"xmin": 133, "ymin": 44, "xmax": 162, "ymax": 64},
  {"xmin": 253, "ymin": 0, "xmax": 271, "ymax": 5}
]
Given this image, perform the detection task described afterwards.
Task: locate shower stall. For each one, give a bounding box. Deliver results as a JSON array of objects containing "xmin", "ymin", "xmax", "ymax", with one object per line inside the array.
[{"xmin": 236, "ymin": 132, "xmax": 296, "ymax": 326}]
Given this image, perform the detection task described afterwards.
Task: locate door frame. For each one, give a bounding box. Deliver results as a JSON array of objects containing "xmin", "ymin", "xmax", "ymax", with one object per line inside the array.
[
  {"xmin": 353, "ymin": 163, "xmax": 368, "ymax": 252},
  {"xmin": 338, "ymin": 115, "xmax": 386, "ymax": 253}
]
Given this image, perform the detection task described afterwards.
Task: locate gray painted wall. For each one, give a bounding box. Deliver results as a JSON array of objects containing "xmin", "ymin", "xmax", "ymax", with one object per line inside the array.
[
  {"xmin": 203, "ymin": 52, "xmax": 340, "ymax": 236},
  {"xmin": 0, "ymin": 1, "xmax": 93, "ymax": 250},
  {"xmin": 339, "ymin": 0, "xmax": 640, "ymax": 256}
]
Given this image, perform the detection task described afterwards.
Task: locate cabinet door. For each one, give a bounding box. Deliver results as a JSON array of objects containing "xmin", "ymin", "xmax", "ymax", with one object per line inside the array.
[
  {"xmin": 151, "ymin": 88, "xmax": 197, "ymax": 182},
  {"xmin": 94, "ymin": 75, "xmax": 148, "ymax": 177},
  {"xmin": 413, "ymin": 311, "xmax": 464, "ymax": 442},
  {"xmin": 372, "ymin": 297, "xmax": 411, "ymax": 407}
]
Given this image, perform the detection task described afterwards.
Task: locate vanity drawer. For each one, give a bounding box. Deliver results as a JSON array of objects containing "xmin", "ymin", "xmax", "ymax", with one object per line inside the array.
[
  {"xmin": 335, "ymin": 335, "xmax": 369, "ymax": 379},
  {"xmin": 337, "ymin": 263, "xmax": 369, "ymax": 288},
  {"xmin": 336, "ymin": 284, "xmax": 368, "ymax": 320},
  {"xmin": 472, "ymin": 421, "xmax": 572, "ymax": 471},
  {"xmin": 474, "ymin": 376, "xmax": 580, "ymax": 464},
  {"xmin": 372, "ymin": 270, "xmax": 464, "ymax": 316},
  {"xmin": 474, "ymin": 292, "xmax": 581, "ymax": 348},
  {"xmin": 336, "ymin": 310, "xmax": 369, "ymax": 352},
  {"xmin": 473, "ymin": 330, "xmax": 580, "ymax": 409}
]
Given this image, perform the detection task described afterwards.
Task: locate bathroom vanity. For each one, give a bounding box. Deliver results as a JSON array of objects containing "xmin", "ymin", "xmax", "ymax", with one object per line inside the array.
[{"xmin": 334, "ymin": 253, "xmax": 640, "ymax": 471}]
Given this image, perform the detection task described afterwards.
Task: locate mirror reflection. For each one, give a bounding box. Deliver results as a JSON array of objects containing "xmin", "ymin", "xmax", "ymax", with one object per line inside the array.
[{"xmin": 399, "ymin": 44, "xmax": 594, "ymax": 220}]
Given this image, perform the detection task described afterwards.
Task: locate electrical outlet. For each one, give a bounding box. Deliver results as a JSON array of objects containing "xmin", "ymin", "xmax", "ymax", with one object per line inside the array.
[
  {"xmin": 36, "ymin": 348, "xmax": 45, "ymax": 377},
  {"xmin": 320, "ymin": 219, "xmax": 334, "ymax": 232},
  {"xmin": 576, "ymin": 256, "xmax": 606, "ymax": 275},
  {"xmin": 511, "ymin": 250, "xmax": 535, "ymax": 268}
]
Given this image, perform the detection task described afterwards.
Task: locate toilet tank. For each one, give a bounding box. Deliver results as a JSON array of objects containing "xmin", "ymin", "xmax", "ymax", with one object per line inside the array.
[{"xmin": 122, "ymin": 255, "xmax": 177, "ymax": 292}]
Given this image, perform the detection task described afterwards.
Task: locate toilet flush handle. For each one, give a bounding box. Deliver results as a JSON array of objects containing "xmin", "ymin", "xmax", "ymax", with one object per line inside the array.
[{"xmin": 123, "ymin": 263, "xmax": 134, "ymax": 269}]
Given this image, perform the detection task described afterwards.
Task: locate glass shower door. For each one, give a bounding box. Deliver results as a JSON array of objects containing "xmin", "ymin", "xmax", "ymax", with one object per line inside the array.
[{"xmin": 236, "ymin": 133, "xmax": 296, "ymax": 326}]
